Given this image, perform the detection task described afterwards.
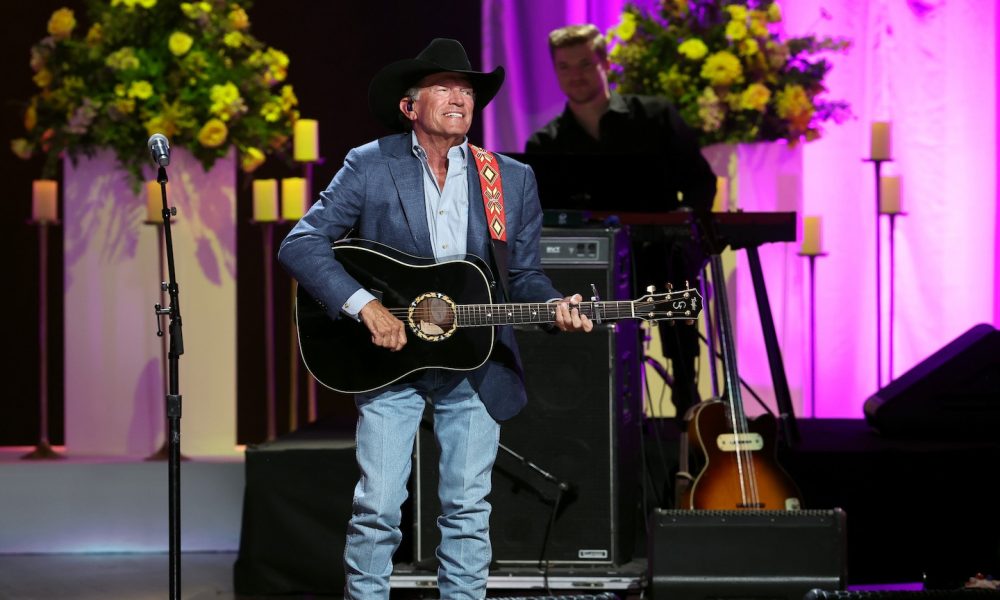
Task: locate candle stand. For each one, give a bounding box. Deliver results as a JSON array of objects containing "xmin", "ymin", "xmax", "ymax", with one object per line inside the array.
[
  {"xmin": 292, "ymin": 119, "xmax": 322, "ymax": 426},
  {"xmin": 294, "ymin": 157, "xmax": 324, "ymax": 426},
  {"xmin": 22, "ymin": 218, "xmax": 65, "ymax": 460},
  {"xmin": 885, "ymin": 210, "xmax": 906, "ymax": 380},
  {"xmin": 254, "ymin": 219, "xmax": 279, "ymax": 441},
  {"xmin": 797, "ymin": 250, "xmax": 828, "ymax": 418},
  {"xmin": 864, "ymin": 157, "xmax": 892, "ymax": 389}
]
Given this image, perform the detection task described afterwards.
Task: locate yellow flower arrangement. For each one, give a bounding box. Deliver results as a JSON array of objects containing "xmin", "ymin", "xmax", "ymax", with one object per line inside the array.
[
  {"xmin": 608, "ymin": 0, "xmax": 850, "ymax": 145},
  {"xmin": 11, "ymin": 0, "xmax": 300, "ymax": 187}
]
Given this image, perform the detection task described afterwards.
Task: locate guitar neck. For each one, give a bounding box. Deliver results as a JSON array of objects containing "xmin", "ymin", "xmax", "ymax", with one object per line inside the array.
[
  {"xmin": 455, "ymin": 301, "xmax": 639, "ymax": 327},
  {"xmin": 707, "ymin": 253, "xmax": 750, "ymax": 428}
]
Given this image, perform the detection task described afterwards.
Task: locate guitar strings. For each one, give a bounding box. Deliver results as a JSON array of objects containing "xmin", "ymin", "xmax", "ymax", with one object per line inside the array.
[
  {"xmin": 378, "ymin": 301, "xmax": 691, "ymax": 322},
  {"xmin": 727, "ymin": 401, "xmax": 761, "ymax": 508}
]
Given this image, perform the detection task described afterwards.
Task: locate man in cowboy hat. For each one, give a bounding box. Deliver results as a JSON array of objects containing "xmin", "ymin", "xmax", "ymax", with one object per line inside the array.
[{"xmin": 278, "ymin": 38, "xmax": 593, "ymax": 599}]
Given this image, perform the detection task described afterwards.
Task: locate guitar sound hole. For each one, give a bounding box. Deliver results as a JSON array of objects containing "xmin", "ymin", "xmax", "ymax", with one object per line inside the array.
[{"xmin": 413, "ymin": 297, "xmax": 455, "ymax": 336}]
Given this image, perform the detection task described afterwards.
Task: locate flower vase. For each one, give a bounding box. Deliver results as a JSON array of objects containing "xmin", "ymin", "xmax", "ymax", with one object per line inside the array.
[
  {"xmin": 698, "ymin": 142, "xmax": 807, "ymax": 418},
  {"xmin": 63, "ymin": 147, "xmax": 238, "ymax": 457}
]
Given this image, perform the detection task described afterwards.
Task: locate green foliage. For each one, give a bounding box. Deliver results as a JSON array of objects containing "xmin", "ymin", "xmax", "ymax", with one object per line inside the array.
[
  {"xmin": 608, "ymin": 0, "xmax": 851, "ymax": 145},
  {"xmin": 11, "ymin": 0, "xmax": 298, "ymax": 188}
]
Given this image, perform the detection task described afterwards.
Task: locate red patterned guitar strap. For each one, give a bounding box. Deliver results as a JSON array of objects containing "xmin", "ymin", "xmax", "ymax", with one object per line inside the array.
[
  {"xmin": 469, "ymin": 144, "xmax": 507, "ymax": 242},
  {"xmin": 468, "ymin": 143, "xmax": 510, "ymax": 297}
]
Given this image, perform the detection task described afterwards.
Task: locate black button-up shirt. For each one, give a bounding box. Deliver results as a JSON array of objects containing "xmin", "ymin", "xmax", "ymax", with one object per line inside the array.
[{"xmin": 525, "ymin": 92, "xmax": 716, "ymax": 213}]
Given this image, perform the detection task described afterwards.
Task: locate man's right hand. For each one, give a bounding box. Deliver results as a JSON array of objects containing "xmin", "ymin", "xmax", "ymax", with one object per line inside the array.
[{"xmin": 359, "ymin": 299, "xmax": 407, "ymax": 351}]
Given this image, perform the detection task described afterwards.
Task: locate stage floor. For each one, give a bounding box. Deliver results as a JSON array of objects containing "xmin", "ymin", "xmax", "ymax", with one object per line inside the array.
[
  {"xmin": 0, "ymin": 552, "xmax": 253, "ymax": 600},
  {"xmin": 0, "ymin": 552, "xmax": 935, "ymax": 600},
  {"xmin": 2, "ymin": 418, "xmax": 998, "ymax": 598}
]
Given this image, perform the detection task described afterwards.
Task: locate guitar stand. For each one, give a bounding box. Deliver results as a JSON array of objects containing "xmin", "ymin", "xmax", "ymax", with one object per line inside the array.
[{"xmin": 673, "ymin": 402, "xmax": 705, "ymax": 509}]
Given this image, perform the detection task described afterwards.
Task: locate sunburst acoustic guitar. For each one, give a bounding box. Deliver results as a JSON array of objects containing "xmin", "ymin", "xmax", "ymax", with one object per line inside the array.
[{"xmin": 679, "ymin": 216, "xmax": 802, "ymax": 510}]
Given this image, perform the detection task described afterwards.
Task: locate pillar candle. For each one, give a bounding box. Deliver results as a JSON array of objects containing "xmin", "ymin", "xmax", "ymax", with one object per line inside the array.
[
  {"xmin": 801, "ymin": 216, "xmax": 823, "ymax": 255},
  {"xmin": 711, "ymin": 176, "xmax": 728, "ymax": 212},
  {"xmin": 32, "ymin": 179, "xmax": 58, "ymax": 223},
  {"xmin": 879, "ymin": 176, "xmax": 902, "ymax": 214},
  {"xmin": 253, "ymin": 179, "xmax": 279, "ymax": 222},
  {"xmin": 870, "ymin": 121, "xmax": 891, "ymax": 160},
  {"xmin": 293, "ymin": 119, "xmax": 319, "ymax": 162},
  {"xmin": 281, "ymin": 177, "xmax": 308, "ymax": 220},
  {"xmin": 146, "ymin": 180, "xmax": 162, "ymax": 222}
]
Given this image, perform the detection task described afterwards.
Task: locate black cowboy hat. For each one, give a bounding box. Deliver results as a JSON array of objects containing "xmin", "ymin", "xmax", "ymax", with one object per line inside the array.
[{"xmin": 368, "ymin": 38, "xmax": 505, "ymax": 132}]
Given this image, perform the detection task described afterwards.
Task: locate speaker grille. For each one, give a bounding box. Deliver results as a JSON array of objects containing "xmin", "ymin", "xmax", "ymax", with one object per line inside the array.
[
  {"xmin": 650, "ymin": 508, "xmax": 848, "ymax": 600},
  {"xmin": 414, "ymin": 228, "xmax": 641, "ymax": 566}
]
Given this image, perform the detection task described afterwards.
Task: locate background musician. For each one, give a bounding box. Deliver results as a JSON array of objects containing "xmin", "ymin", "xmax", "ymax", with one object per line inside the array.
[{"xmin": 526, "ymin": 23, "xmax": 716, "ymax": 423}]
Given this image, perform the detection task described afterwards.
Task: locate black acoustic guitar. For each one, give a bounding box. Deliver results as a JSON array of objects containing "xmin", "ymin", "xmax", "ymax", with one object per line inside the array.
[{"xmin": 295, "ymin": 239, "xmax": 703, "ymax": 394}]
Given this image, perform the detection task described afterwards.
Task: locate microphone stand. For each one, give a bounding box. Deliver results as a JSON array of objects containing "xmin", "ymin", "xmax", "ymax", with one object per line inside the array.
[{"xmin": 152, "ymin": 164, "xmax": 185, "ymax": 600}]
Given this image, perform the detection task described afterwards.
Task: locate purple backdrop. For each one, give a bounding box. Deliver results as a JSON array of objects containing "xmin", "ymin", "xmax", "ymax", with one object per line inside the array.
[{"xmin": 481, "ymin": 0, "xmax": 999, "ymax": 418}]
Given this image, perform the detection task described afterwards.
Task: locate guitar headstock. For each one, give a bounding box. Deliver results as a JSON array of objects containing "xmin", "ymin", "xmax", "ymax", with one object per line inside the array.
[{"xmin": 633, "ymin": 287, "xmax": 703, "ymax": 322}]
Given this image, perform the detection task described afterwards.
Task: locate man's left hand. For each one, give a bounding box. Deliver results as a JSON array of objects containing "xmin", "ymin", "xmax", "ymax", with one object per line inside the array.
[{"xmin": 554, "ymin": 293, "xmax": 594, "ymax": 333}]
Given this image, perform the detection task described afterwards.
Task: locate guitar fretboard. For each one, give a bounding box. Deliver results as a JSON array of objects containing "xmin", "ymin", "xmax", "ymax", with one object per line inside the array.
[{"xmin": 456, "ymin": 301, "xmax": 637, "ymax": 326}]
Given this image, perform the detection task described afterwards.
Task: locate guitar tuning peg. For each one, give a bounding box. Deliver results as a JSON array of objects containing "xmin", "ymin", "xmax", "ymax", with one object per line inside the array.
[
  {"xmin": 685, "ymin": 280, "xmax": 690, "ymax": 289},
  {"xmin": 646, "ymin": 285, "xmax": 656, "ymax": 294},
  {"xmin": 666, "ymin": 282, "xmax": 674, "ymax": 291}
]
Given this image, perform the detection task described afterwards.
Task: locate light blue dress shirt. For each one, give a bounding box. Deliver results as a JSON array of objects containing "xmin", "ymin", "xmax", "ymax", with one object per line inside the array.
[{"xmin": 340, "ymin": 133, "xmax": 470, "ymax": 319}]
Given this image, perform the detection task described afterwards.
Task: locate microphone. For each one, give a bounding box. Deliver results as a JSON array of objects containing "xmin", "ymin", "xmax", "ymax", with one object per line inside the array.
[{"xmin": 148, "ymin": 133, "xmax": 171, "ymax": 167}]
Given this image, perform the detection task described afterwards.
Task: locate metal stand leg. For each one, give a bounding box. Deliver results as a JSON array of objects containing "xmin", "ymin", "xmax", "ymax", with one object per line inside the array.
[
  {"xmin": 744, "ymin": 246, "xmax": 798, "ymax": 445},
  {"xmin": 23, "ymin": 221, "xmax": 64, "ymax": 461}
]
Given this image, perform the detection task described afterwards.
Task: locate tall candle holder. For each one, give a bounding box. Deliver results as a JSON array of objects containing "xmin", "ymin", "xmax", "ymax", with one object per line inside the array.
[
  {"xmin": 797, "ymin": 250, "xmax": 828, "ymax": 418},
  {"xmin": 288, "ymin": 276, "xmax": 300, "ymax": 433},
  {"xmin": 252, "ymin": 178, "xmax": 280, "ymax": 441},
  {"xmin": 864, "ymin": 156, "xmax": 892, "ymax": 390},
  {"xmin": 884, "ymin": 210, "xmax": 906, "ymax": 380},
  {"xmin": 294, "ymin": 157, "xmax": 324, "ymax": 427},
  {"xmin": 23, "ymin": 216, "xmax": 64, "ymax": 460},
  {"xmin": 258, "ymin": 219, "xmax": 278, "ymax": 441},
  {"xmin": 280, "ymin": 177, "xmax": 308, "ymax": 434}
]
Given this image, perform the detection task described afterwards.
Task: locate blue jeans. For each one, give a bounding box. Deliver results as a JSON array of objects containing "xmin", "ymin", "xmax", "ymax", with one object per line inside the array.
[{"xmin": 344, "ymin": 371, "xmax": 500, "ymax": 599}]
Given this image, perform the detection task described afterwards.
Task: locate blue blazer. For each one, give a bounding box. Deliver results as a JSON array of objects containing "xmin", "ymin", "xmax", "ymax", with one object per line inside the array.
[{"xmin": 277, "ymin": 133, "xmax": 562, "ymax": 421}]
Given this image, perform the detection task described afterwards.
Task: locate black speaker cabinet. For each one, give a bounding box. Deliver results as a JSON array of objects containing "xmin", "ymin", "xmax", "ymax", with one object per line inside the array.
[
  {"xmin": 805, "ymin": 591, "xmax": 1000, "ymax": 600},
  {"xmin": 413, "ymin": 227, "xmax": 642, "ymax": 566},
  {"xmin": 234, "ymin": 432, "xmax": 358, "ymax": 595},
  {"xmin": 649, "ymin": 509, "xmax": 847, "ymax": 600},
  {"xmin": 864, "ymin": 323, "xmax": 1000, "ymax": 439}
]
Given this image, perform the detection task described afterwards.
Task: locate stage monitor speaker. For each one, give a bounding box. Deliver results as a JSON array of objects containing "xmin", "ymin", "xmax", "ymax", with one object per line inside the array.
[
  {"xmin": 805, "ymin": 591, "xmax": 1000, "ymax": 600},
  {"xmin": 413, "ymin": 227, "xmax": 643, "ymax": 566},
  {"xmin": 649, "ymin": 509, "xmax": 848, "ymax": 600},
  {"xmin": 863, "ymin": 323, "xmax": 1000, "ymax": 439}
]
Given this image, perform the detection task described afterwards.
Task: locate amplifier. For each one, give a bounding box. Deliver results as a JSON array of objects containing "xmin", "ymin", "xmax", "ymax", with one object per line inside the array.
[
  {"xmin": 805, "ymin": 592, "xmax": 1000, "ymax": 600},
  {"xmin": 413, "ymin": 227, "xmax": 642, "ymax": 566},
  {"xmin": 649, "ymin": 508, "xmax": 848, "ymax": 600}
]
